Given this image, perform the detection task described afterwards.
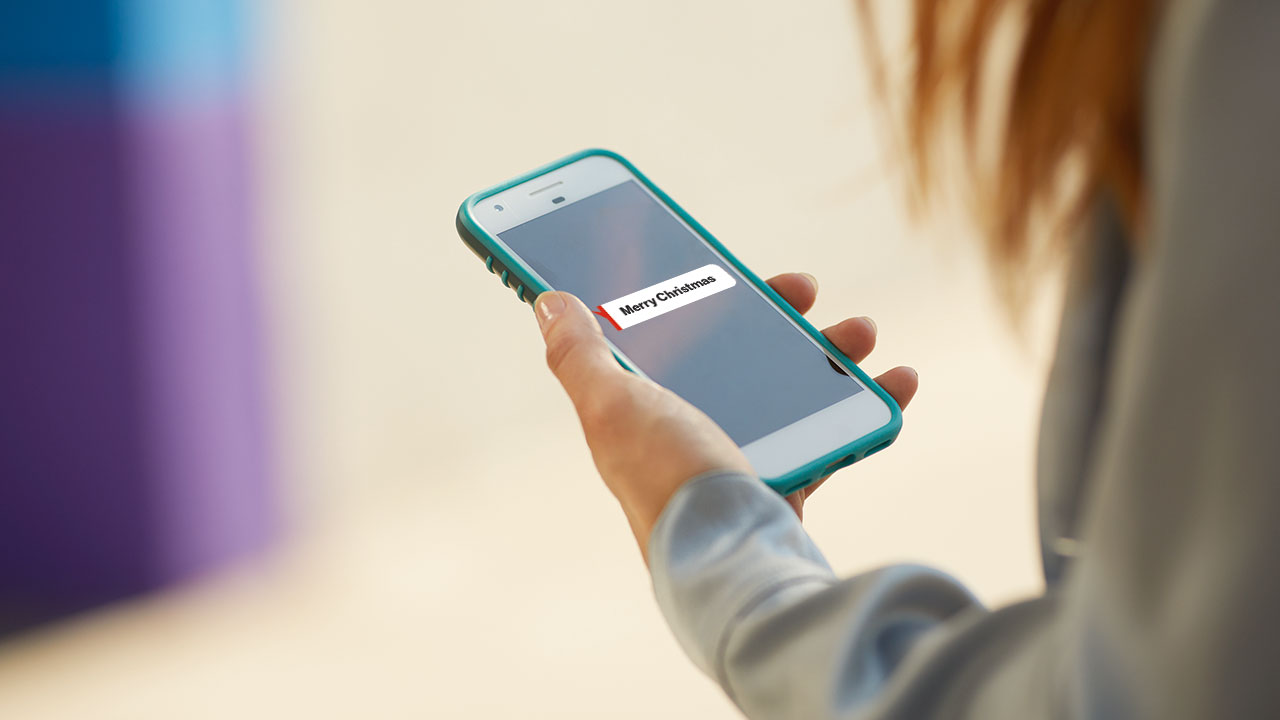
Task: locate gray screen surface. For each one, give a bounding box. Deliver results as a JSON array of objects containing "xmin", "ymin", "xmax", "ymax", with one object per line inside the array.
[{"xmin": 499, "ymin": 180, "xmax": 861, "ymax": 446}]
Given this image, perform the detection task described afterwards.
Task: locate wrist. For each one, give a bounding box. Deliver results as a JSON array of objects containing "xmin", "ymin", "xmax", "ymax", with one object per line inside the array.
[{"xmin": 615, "ymin": 477, "xmax": 685, "ymax": 565}]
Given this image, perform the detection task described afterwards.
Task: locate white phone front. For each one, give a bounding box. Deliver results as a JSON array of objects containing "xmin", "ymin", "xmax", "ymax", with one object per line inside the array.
[{"xmin": 466, "ymin": 153, "xmax": 895, "ymax": 487}]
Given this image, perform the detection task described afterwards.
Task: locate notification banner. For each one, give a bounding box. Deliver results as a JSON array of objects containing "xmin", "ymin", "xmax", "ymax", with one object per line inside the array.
[{"xmin": 592, "ymin": 264, "xmax": 736, "ymax": 331}]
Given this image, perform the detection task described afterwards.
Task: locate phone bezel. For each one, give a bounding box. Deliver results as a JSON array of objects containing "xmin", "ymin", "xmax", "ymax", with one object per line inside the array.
[{"xmin": 458, "ymin": 149, "xmax": 902, "ymax": 494}]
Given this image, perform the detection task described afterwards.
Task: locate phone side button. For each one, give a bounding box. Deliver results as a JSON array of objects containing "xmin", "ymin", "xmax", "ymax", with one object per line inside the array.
[
  {"xmin": 500, "ymin": 269, "xmax": 510, "ymax": 287},
  {"xmin": 485, "ymin": 255, "xmax": 495, "ymax": 273},
  {"xmin": 515, "ymin": 285, "xmax": 525, "ymax": 301}
]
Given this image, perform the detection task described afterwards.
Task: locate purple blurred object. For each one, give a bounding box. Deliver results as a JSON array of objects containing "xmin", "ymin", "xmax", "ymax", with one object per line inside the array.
[{"xmin": 0, "ymin": 1, "xmax": 273, "ymax": 635}]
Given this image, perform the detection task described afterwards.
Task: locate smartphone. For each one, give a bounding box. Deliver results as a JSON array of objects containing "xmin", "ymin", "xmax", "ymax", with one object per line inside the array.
[{"xmin": 455, "ymin": 149, "xmax": 901, "ymax": 495}]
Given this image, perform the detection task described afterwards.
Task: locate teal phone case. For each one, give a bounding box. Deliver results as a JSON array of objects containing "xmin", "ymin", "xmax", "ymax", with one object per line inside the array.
[{"xmin": 455, "ymin": 148, "xmax": 902, "ymax": 496}]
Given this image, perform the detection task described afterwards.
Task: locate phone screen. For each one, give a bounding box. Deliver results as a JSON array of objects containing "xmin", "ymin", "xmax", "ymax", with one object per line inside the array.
[{"xmin": 498, "ymin": 179, "xmax": 863, "ymax": 446}]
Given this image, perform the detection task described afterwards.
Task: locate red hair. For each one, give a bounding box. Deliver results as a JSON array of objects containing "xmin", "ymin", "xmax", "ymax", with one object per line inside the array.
[{"xmin": 860, "ymin": 0, "xmax": 1161, "ymax": 301}]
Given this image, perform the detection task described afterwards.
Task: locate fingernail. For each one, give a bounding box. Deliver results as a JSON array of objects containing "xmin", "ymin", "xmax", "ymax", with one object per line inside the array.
[
  {"xmin": 904, "ymin": 366, "xmax": 918, "ymax": 380},
  {"xmin": 860, "ymin": 316, "xmax": 877, "ymax": 334},
  {"xmin": 535, "ymin": 292, "xmax": 567, "ymax": 333},
  {"xmin": 800, "ymin": 273, "xmax": 819, "ymax": 292}
]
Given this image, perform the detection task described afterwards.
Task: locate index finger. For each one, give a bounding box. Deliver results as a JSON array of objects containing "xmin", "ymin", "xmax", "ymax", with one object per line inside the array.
[{"xmin": 766, "ymin": 272, "xmax": 819, "ymax": 315}]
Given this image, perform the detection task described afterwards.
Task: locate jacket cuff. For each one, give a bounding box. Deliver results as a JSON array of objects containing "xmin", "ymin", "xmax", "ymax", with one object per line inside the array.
[{"xmin": 648, "ymin": 470, "xmax": 836, "ymax": 676}]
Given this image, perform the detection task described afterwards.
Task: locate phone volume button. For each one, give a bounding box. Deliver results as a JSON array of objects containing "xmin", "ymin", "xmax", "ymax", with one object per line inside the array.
[
  {"xmin": 515, "ymin": 285, "xmax": 525, "ymax": 301},
  {"xmin": 485, "ymin": 255, "xmax": 495, "ymax": 273},
  {"xmin": 500, "ymin": 269, "xmax": 510, "ymax": 287}
]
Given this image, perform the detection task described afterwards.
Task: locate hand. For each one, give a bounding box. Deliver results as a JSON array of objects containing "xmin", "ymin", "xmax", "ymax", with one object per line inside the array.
[{"xmin": 533, "ymin": 273, "xmax": 916, "ymax": 563}]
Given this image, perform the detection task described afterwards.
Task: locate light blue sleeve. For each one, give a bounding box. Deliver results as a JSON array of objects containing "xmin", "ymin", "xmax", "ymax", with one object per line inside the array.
[{"xmin": 649, "ymin": 471, "xmax": 1003, "ymax": 719}]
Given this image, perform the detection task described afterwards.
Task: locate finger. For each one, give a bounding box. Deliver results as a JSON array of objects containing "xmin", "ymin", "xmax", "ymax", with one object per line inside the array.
[
  {"xmin": 874, "ymin": 366, "xmax": 919, "ymax": 410},
  {"xmin": 785, "ymin": 491, "xmax": 805, "ymax": 520},
  {"xmin": 789, "ymin": 474, "xmax": 833, "ymax": 516},
  {"xmin": 766, "ymin": 272, "xmax": 819, "ymax": 315},
  {"xmin": 822, "ymin": 316, "xmax": 877, "ymax": 364},
  {"xmin": 535, "ymin": 291, "xmax": 628, "ymax": 411},
  {"xmin": 802, "ymin": 475, "xmax": 830, "ymax": 500}
]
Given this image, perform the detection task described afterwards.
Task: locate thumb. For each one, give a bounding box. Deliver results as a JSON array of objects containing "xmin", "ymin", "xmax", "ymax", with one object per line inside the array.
[{"xmin": 535, "ymin": 291, "xmax": 626, "ymax": 408}]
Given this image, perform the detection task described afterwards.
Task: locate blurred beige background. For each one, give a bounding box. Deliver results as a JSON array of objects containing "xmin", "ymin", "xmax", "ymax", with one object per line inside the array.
[{"xmin": 0, "ymin": 1, "xmax": 1056, "ymax": 717}]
